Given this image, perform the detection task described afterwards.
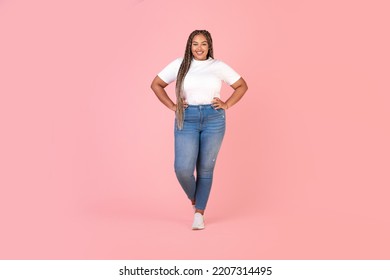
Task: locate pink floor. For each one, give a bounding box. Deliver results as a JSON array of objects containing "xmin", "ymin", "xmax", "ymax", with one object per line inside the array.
[{"xmin": 2, "ymin": 162, "xmax": 390, "ymax": 259}]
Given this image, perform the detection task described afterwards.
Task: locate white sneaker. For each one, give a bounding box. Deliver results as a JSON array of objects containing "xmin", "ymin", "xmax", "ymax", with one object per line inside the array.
[{"xmin": 192, "ymin": 212, "xmax": 205, "ymax": 230}]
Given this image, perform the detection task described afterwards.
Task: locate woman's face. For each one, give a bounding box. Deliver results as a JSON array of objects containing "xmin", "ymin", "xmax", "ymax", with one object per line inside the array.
[{"xmin": 191, "ymin": 34, "xmax": 209, "ymax": 60}]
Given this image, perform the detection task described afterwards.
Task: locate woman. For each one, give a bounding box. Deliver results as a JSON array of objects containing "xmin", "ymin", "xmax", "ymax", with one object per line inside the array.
[{"xmin": 151, "ymin": 30, "xmax": 248, "ymax": 230}]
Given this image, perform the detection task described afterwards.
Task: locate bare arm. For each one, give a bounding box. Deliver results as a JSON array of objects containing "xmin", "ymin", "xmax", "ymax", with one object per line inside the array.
[
  {"xmin": 150, "ymin": 75, "xmax": 177, "ymax": 112},
  {"xmin": 212, "ymin": 77, "xmax": 248, "ymax": 110}
]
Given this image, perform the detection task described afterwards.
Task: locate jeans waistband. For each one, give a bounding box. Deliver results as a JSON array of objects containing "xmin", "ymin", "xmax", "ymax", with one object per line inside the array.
[{"xmin": 186, "ymin": 104, "xmax": 213, "ymax": 109}]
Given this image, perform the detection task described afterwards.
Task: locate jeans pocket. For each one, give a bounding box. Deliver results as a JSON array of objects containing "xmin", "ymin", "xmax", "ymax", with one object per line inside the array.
[
  {"xmin": 216, "ymin": 108, "xmax": 225, "ymax": 116},
  {"xmin": 208, "ymin": 108, "xmax": 225, "ymax": 120}
]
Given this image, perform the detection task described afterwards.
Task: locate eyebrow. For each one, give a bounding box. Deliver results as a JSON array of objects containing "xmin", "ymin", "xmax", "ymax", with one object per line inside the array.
[{"xmin": 192, "ymin": 41, "xmax": 208, "ymax": 43}]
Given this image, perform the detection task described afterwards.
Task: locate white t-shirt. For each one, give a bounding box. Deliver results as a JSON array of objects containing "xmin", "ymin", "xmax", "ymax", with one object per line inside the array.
[{"xmin": 158, "ymin": 57, "xmax": 241, "ymax": 105}]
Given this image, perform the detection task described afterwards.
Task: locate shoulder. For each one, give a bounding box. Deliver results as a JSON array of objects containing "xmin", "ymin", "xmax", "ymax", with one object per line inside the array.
[
  {"xmin": 158, "ymin": 57, "xmax": 183, "ymax": 82},
  {"xmin": 173, "ymin": 57, "xmax": 184, "ymax": 64},
  {"xmin": 168, "ymin": 57, "xmax": 183, "ymax": 69},
  {"xmin": 163, "ymin": 57, "xmax": 183, "ymax": 67},
  {"xmin": 210, "ymin": 59, "xmax": 236, "ymax": 71},
  {"xmin": 211, "ymin": 59, "xmax": 232, "ymax": 68},
  {"xmin": 209, "ymin": 58, "xmax": 241, "ymax": 84},
  {"xmin": 159, "ymin": 57, "xmax": 183, "ymax": 73}
]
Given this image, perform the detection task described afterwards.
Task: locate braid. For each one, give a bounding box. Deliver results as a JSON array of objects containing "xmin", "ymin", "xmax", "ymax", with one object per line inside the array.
[{"xmin": 175, "ymin": 30, "xmax": 214, "ymax": 129}]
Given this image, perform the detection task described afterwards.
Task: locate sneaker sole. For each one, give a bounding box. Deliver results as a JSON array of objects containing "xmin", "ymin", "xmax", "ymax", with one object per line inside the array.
[{"xmin": 192, "ymin": 225, "xmax": 205, "ymax": 230}]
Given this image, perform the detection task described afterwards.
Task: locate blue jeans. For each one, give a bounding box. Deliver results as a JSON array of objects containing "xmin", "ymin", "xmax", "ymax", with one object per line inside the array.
[{"xmin": 174, "ymin": 105, "xmax": 226, "ymax": 210}]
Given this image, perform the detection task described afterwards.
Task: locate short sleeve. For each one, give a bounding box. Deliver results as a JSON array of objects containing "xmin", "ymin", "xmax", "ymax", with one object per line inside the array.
[
  {"xmin": 157, "ymin": 58, "xmax": 183, "ymax": 84},
  {"xmin": 217, "ymin": 60, "xmax": 241, "ymax": 85}
]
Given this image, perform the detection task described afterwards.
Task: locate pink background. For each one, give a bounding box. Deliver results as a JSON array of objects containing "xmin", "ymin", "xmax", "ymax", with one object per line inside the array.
[{"xmin": 1, "ymin": 0, "xmax": 389, "ymax": 259}]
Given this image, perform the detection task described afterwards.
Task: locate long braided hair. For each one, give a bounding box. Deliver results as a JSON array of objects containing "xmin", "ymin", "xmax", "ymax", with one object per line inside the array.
[{"xmin": 175, "ymin": 30, "xmax": 214, "ymax": 129}]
